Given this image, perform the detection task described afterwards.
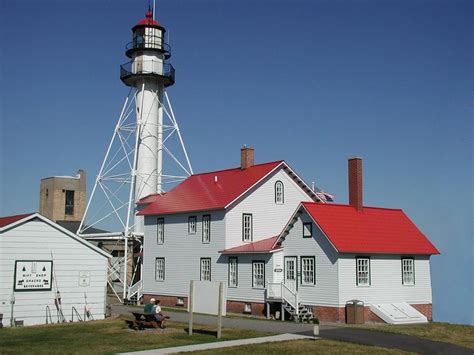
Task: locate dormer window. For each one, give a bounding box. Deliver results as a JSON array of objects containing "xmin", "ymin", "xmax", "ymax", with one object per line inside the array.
[{"xmin": 275, "ymin": 181, "xmax": 284, "ymax": 204}]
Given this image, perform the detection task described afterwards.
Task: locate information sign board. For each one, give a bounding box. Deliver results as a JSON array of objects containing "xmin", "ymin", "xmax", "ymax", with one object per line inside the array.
[{"xmin": 14, "ymin": 260, "xmax": 53, "ymax": 291}]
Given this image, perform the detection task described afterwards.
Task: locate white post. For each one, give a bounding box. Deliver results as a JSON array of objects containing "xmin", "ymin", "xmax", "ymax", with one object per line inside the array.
[
  {"xmin": 188, "ymin": 280, "xmax": 194, "ymax": 336},
  {"xmin": 122, "ymin": 235, "xmax": 128, "ymax": 301},
  {"xmin": 217, "ymin": 282, "xmax": 223, "ymax": 339}
]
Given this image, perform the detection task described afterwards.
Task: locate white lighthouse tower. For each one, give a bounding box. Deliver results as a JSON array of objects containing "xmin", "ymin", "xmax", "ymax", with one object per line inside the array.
[
  {"xmin": 121, "ymin": 8, "xmax": 175, "ymax": 234},
  {"xmin": 78, "ymin": 8, "xmax": 193, "ymax": 301}
]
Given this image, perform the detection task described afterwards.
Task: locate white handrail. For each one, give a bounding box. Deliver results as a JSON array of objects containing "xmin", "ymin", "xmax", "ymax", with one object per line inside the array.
[
  {"xmin": 128, "ymin": 280, "xmax": 143, "ymax": 299},
  {"xmin": 266, "ymin": 282, "xmax": 299, "ymax": 316},
  {"xmin": 266, "ymin": 282, "xmax": 282, "ymax": 299},
  {"xmin": 281, "ymin": 283, "xmax": 298, "ymax": 315}
]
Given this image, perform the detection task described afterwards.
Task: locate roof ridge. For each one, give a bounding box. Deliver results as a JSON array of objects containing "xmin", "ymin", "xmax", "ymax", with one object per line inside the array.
[
  {"xmin": 190, "ymin": 160, "xmax": 285, "ymax": 177},
  {"xmin": 302, "ymin": 202, "xmax": 403, "ymax": 212},
  {"xmin": 0, "ymin": 212, "xmax": 35, "ymax": 220}
]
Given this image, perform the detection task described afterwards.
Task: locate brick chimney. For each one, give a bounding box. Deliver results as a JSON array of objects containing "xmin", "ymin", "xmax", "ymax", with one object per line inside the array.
[
  {"xmin": 241, "ymin": 146, "xmax": 254, "ymax": 169},
  {"xmin": 348, "ymin": 157, "xmax": 363, "ymax": 211}
]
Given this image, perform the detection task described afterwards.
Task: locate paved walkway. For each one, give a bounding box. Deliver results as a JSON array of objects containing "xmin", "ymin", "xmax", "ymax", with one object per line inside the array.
[
  {"xmin": 307, "ymin": 328, "xmax": 473, "ymax": 355},
  {"xmin": 113, "ymin": 305, "xmax": 473, "ymax": 354},
  {"xmin": 120, "ymin": 333, "xmax": 312, "ymax": 354}
]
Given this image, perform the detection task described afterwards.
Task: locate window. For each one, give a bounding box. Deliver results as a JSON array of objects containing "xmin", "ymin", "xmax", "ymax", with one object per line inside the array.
[
  {"xmin": 252, "ymin": 261, "xmax": 265, "ymax": 288},
  {"xmin": 242, "ymin": 214, "xmax": 253, "ymax": 242},
  {"xmin": 200, "ymin": 258, "xmax": 211, "ymax": 281},
  {"xmin": 155, "ymin": 258, "xmax": 165, "ymax": 281},
  {"xmin": 402, "ymin": 258, "xmax": 415, "ymax": 285},
  {"xmin": 275, "ymin": 181, "xmax": 284, "ymax": 204},
  {"xmin": 301, "ymin": 257, "xmax": 315, "ymax": 285},
  {"xmin": 356, "ymin": 257, "xmax": 370, "ymax": 286},
  {"xmin": 157, "ymin": 218, "xmax": 164, "ymax": 244},
  {"xmin": 202, "ymin": 215, "xmax": 211, "ymax": 243},
  {"xmin": 228, "ymin": 257, "xmax": 238, "ymax": 287},
  {"xmin": 303, "ymin": 222, "xmax": 312, "ymax": 238},
  {"xmin": 188, "ymin": 216, "xmax": 197, "ymax": 234},
  {"xmin": 65, "ymin": 190, "xmax": 74, "ymax": 215}
]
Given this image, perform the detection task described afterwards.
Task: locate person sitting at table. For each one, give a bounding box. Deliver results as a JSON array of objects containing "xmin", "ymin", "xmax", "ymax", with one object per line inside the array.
[
  {"xmin": 152, "ymin": 299, "xmax": 167, "ymax": 328},
  {"xmin": 144, "ymin": 298, "xmax": 155, "ymax": 313}
]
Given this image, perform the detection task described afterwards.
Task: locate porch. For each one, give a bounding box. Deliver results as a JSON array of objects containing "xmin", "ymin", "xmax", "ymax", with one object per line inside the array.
[{"xmin": 265, "ymin": 282, "xmax": 314, "ymax": 322}]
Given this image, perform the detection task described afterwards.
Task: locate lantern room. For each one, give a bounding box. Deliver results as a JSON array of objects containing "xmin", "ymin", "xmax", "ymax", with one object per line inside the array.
[
  {"xmin": 120, "ymin": 8, "xmax": 175, "ymax": 88},
  {"xmin": 125, "ymin": 9, "xmax": 171, "ymax": 59}
]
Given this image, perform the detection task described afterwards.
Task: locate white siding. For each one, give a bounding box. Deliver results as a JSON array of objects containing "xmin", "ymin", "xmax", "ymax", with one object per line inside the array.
[
  {"xmin": 143, "ymin": 212, "xmax": 274, "ymax": 303},
  {"xmin": 280, "ymin": 210, "xmax": 339, "ymax": 306},
  {"xmin": 225, "ymin": 167, "xmax": 313, "ymax": 249},
  {"xmin": 143, "ymin": 211, "xmax": 226, "ymax": 297},
  {"xmin": 0, "ymin": 219, "xmax": 108, "ymax": 327},
  {"xmin": 224, "ymin": 254, "xmax": 273, "ymax": 302},
  {"xmin": 338, "ymin": 255, "xmax": 433, "ymax": 306}
]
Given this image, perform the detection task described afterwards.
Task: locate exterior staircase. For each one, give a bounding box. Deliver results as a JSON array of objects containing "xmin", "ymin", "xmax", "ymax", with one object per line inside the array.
[
  {"xmin": 282, "ymin": 301, "xmax": 314, "ymax": 323},
  {"xmin": 267, "ymin": 282, "xmax": 315, "ymax": 323}
]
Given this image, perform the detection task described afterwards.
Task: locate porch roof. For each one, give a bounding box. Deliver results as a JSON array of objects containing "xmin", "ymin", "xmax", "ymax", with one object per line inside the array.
[{"xmin": 220, "ymin": 236, "xmax": 282, "ymax": 254}]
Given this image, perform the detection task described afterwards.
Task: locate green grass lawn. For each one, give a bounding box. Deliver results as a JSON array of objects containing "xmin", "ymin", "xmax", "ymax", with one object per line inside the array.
[
  {"xmin": 0, "ymin": 317, "xmax": 273, "ymax": 355},
  {"xmin": 189, "ymin": 339, "xmax": 412, "ymax": 354},
  {"xmin": 350, "ymin": 322, "xmax": 474, "ymax": 350}
]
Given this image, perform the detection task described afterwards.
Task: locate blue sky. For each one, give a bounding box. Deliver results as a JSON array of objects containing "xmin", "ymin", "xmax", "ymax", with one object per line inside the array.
[{"xmin": 0, "ymin": 0, "xmax": 471, "ymax": 325}]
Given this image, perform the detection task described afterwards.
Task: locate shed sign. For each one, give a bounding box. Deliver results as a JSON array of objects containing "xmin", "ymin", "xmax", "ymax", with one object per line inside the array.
[{"xmin": 14, "ymin": 260, "xmax": 53, "ymax": 291}]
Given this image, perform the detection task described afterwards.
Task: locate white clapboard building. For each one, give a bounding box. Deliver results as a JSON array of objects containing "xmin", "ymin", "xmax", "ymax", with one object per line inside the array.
[
  {"xmin": 138, "ymin": 148, "xmax": 439, "ymax": 323},
  {"xmin": 0, "ymin": 213, "xmax": 110, "ymax": 327}
]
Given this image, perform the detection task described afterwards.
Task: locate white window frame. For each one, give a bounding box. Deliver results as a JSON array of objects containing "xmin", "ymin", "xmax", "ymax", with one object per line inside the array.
[
  {"xmin": 157, "ymin": 218, "xmax": 164, "ymax": 244},
  {"xmin": 188, "ymin": 216, "xmax": 197, "ymax": 234},
  {"xmin": 155, "ymin": 257, "xmax": 165, "ymax": 281},
  {"xmin": 301, "ymin": 256, "xmax": 315, "ymax": 285},
  {"xmin": 242, "ymin": 214, "xmax": 253, "ymax": 242},
  {"xmin": 356, "ymin": 257, "xmax": 370, "ymax": 286},
  {"xmin": 275, "ymin": 181, "xmax": 284, "ymax": 204},
  {"xmin": 402, "ymin": 258, "xmax": 415, "ymax": 285},
  {"xmin": 200, "ymin": 258, "xmax": 211, "ymax": 281},
  {"xmin": 252, "ymin": 261, "xmax": 265, "ymax": 288},
  {"xmin": 228, "ymin": 257, "xmax": 238, "ymax": 287},
  {"xmin": 202, "ymin": 215, "xmax": 211, "ymax": 243}
]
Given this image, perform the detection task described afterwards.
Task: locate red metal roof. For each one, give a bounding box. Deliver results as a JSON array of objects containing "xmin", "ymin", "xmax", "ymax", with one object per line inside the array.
[
  {"xmin": 299, "ymin": 202, "xmax": 439, "ymax": 255},
  {"xmin": 138, "ymin": 161, "xmax": 284, "ymax": 215},
  {"xmin": 134, "ymin": 10, "xmax": 162, "ymax": 28},
  {"xmin": 0, "ymin": 213, "xmax": 34, "ymax": 228},
  {"xmin": 221, "ymin": 236, "xmax": 281, "ymax": 254}
]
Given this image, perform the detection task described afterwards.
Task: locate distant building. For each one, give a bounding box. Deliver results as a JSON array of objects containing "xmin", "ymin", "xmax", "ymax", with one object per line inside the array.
[
  {"xmin": 38, "ymin": 170, "xmax": 131, "ymax": 299},
  {"xmin": 39, "ymin": 170, "xmax": 86, "ymax": 223}
]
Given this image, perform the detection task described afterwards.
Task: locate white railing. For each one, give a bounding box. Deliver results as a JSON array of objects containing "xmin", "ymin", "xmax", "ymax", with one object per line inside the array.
[
  {"xmin": 266, "ymin": 282, "xmax": 299, "ymax": 316},
  {"xmin": 128, "ymin": 280, "xmax": 143, "ymax": 301},
  {"xmin": 108, "ymin": 257, "xmax": 124, "ymax": 282},
  {"xmin": 282, "ymin": 283, "xmax": 298, "ymax": 313},
  {"xmin": 266, "ymin": 282, "xmax": 282, "ymax": 299}
]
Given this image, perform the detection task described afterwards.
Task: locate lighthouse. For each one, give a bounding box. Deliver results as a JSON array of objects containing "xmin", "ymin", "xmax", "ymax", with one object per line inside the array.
[
  {"xmin": 78, "ymin": 7, "xmax": 192, "ymax": 301},
  {"xmin": 120, "ymin": 8, "xmax": 177, "ymax": 235},
  {"xmin": 121, "ymin": 9, "xmax": 173, "ymax": 206}
]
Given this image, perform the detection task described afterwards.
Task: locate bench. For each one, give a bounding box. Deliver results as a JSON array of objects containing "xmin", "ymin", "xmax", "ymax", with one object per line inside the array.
[{"xmin": 125, "ymin": 312, "xmax": 164, "ymax": 330}]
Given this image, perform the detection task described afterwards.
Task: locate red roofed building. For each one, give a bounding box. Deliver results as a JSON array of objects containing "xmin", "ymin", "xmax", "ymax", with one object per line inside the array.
[
  {"xmin": 140, "ymin": 147, "xmax": 330, "ymax": 315},
  {"xmin": 141, "ymin": 150, "xmax": 438, "ymax": 323},
  {"xmin": 271, "ymin": 157, "xmax": 439, "ymax": 323}
]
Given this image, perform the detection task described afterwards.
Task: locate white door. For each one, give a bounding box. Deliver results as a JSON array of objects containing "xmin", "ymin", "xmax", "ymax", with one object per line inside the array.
[{"xmin": 284, "ymin": 257, "xmax": 297, "ymax": 292}]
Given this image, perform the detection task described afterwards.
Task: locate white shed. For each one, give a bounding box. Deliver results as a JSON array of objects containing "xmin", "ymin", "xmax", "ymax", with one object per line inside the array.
[{"xmin": 0, "ymin": 213, "xmax": 110, "ymax": 327}]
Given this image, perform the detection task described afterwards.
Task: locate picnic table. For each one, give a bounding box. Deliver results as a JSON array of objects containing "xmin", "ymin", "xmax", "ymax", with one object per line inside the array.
[{"xmin": 125, "ymin": 311, "xmax": 164, "ymax": 330}]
